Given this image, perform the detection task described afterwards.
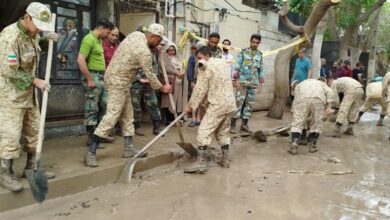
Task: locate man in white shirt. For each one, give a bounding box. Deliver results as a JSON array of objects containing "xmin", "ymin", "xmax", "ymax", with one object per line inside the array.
[{"xmin": 221, "ymin": 39, "xmax": 234, "ymax": 79}]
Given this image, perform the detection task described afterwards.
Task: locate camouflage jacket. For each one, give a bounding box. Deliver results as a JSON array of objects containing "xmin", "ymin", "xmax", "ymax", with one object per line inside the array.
[
  {"xmin": 0, "ymin": 20, "xmax": 40, "ymax": 108},
  {"xmin": 104, "ymin": 31, "xmax": 162, "ymax": 90},
  {"xmin": 331, "ymin": 77, "xmax": 362, "ymax": 94},
  {"xmin": 189, "ymin": 58, "xmax": 236, "ymax": 115},
  {"xmin": 235, "ymin": 47, "xmax": 264, "ymax": 87},
  {"xmin": 382, "ymin": 72, "xmax": 390, "ymax": 102},
  {"xmin": 294, "ymin": 79, "xmax": 334, "ymax": 105},
  {"xmin": 211, "ymin": 46, "xmax": 223, "ymax": 59}
]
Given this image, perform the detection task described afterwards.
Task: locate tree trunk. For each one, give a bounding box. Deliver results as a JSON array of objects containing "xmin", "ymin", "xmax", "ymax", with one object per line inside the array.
[
  {"xmin": 367, "ymin": 8, "xmax": 382, "ymax": 80},
  {"xmin": 267, "ymin": 0, "xmax": 340, "ymax": 119},
  {"xmin": 312, "ymin": 12, "xmax": 328, "ymax": 78},
  {"xmin": 326, "ymin": 8, "xmax": 340, "ymax": 40},
  {"xmin": 350, "ymin": 47, "xmax": 362, "ymax": 69}
]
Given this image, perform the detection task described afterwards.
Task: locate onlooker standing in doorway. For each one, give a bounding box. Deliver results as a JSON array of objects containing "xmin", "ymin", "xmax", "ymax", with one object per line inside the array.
[
  {"xmin": 103, "ymin": 27, "xmax": 119, "ymax": 67},
  {"xmin": 77, "ymin": 18, "xmax": 114, "ymax": 146},
  {"xmin": 352, "ymin": 62, "xmax": 364, "ymax": 84},
  {"xmin": 221, "ymin": 39, "xmax": 234, "ymax": 79},
  {"xmin": 230, "ymin": 34, "xmax": 264, "ymax": 134},
  {"xmin": 292, "ymin": 48, "xmax": 312, "ymax": 82},
  {"xmin": 342, "ymin": 60, "xmax": 352, "ymax": 77}
]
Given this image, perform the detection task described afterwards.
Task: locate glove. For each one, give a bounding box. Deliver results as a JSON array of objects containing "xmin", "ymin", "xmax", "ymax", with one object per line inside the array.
[{"xmin": 47, "ymin": 32, "xmax": 58, "ymax": 42}]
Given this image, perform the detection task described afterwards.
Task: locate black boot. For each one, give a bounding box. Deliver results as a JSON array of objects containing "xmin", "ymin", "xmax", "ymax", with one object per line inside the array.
[
  {"xmin": 240, "ymin": 119, "xmax": 251, "ymax": 133},
  {"xmin": 308, "ymin": 133, "xmax": 320, "ymax": 153},
  {"xmin": 85, "ymin": 135, "xmax": 100, "ymax": 167},
  {"xmin": 152, "ymin": 120, "xmax": 163, "ymax": 135},
  {"xmin": 86, "ymin": 125, "xmax": 95, "ymax": 146},
  {"xmin": 298, "ymin": 129, "xmax": 307, "ymax": 145},
  {"xmin": 377, "ymin": 114, "xmax": 385, "ymax": 127},
  {"xmin": 230, "ymin": 118, "xmax": 237, "ymax": 134},
  {"xmin": 331, "ymin": 122, "xmax": 342, "ymax": 138},
  {"xmin": 355, "ymin": 111, "xmax": 364, "ymax": 123},
  {"xmin": 344, "ymin": 122, "xmax": 354, "ymax": 135},
  {"xmin": 123, "ymin": 136, "xmax": 147, "ymax": 158},
  {"xmin": 288, "ymin": 132, "xmax": 300, "ymax": 155},
  {"xmin": 0, "ymin": 159, "xmax": 23, "ymax": 192},
  {"xmin": 22, "ymin": 153, "xmax": 55, "ymax": 179},
  {"xmin": 217, "ymin": 145, "xmax": 230, "ymax": 168}
]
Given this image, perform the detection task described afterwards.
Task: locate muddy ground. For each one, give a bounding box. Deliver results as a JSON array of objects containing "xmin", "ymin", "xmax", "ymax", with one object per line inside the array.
[{"xmin": 0, "ymin": 111, "xmax": 389, "ymax": 220}]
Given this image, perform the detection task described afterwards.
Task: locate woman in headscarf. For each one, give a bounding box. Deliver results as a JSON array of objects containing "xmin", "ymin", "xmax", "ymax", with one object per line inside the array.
[{"xmin": 160, "ymin": 41, "xmax": 186, "ymax": 124}]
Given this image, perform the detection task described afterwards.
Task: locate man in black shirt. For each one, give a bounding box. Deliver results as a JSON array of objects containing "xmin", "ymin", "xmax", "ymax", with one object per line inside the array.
[{"xmin": 352, "ymin": 62, "xmax": 364, "ymax": 84}]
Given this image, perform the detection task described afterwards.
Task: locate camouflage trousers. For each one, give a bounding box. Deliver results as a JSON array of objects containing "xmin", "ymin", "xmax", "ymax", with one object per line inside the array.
[
  {"xmin": 0, "ymin": 106, "xmax": 39, "ymax": 159},
  {"xmin": 130, "ymin": 82, "xmax": 161, "ymax": 123},
  {"xmin": 336, "ymin": 88, "xmax": 364, "ymax": 124},
  {"xmin": 197, "ymin": 110, "xmax": 232, "ymax": 146},
  {"xmin": 233, "ymin": 86, "xmax": 257, "ymax": 120},
  {"xmin": 360, "ymin": 97, "xmax": 387, "ymax": 115},
  {"xmin": 291, "ymin": 98, "xmax": 325, "ymax": 134},
  {"xmin": 94, "ymin": 88, "xmax": 134, "ymax": 138},
  {"xmin": 81, "ymin": 72, "xmax": 108, "ymax": 126},
  {"xmin": 387, "ymin": 102, "xmax": 390, "ymax": 116}
]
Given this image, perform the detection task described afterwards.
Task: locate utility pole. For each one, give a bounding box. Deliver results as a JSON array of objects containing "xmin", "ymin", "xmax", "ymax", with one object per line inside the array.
[{"xmin": 182, "ymin": 0, "xmax": 191, "ymax": 114}]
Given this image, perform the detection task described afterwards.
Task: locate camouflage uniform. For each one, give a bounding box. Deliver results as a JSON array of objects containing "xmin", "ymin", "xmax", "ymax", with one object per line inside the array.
[
  {"xmin": 360, "ymin": 82, "xmax": 386, "ymax": 115},
  {"xmin": 211, "ymin": 46, "xmax": 222, "ymax": 59},
  {"xmin": 130, "ymin": 57, "xmax": 161, "ymax": 123},
  {"xmin": 0, "ymin": 21, "xmax": 41, "ymax": 159},
  {"xmin": 383, "ymin": 72, "xmax": 390, "ymax": 117},
  {"xmin": 331, "ymin": 77, "xmax": 364, "ymax": 124},
  {"xmin": 233, "ymin": 47, "xmax": 264, "ymax": 120},
  {"xmin": 291, "ymin": 79, "xmax": 334, "ymax": 134},
  {"xmin": 188, "ymin": 58, "xmax": 236, "ymax": 146},
  {"xmin": 94, "ymin": 31, "xmax": 162, "ymax": 139}
]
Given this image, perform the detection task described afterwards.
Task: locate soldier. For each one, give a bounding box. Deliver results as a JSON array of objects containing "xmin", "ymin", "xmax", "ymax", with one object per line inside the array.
[
  {"xmin": 131, "ymin": 47, "xmax": 162, "ymax": 136},
  {"xmin": 207, "ymin": 32, "xmax": 222, "ymax": 58},
  {"xmin": 77, "ymin": 18, "xmax": 114, "ymax": 147},
  {"xmin": 85, "ymin": 24, "xmax": 172, "ymax": 167},
  {"xmin": 355, "ymin": 81, "xmax": 386, "ymax": 126},
  {"xmin": 289, "ymin": 78, "xmax": 335, "ymax": 154},
  {"xmin": 382, "ymin": 72, "xmax": 390, "ymax": 140},
  {"xmin": 230, "ymin": 34, "xmax": 264, "ymax": 133},
  {"xmin": 0, "ymin": 2, "xmax": 57, "ymax": 191},
  {"xmin": 184, "ymin": 46, "xmax": 236, "ymax": 174},
  {"xmin": 329, "ymin": 77, "xmax": 364, "ymax": 137}
]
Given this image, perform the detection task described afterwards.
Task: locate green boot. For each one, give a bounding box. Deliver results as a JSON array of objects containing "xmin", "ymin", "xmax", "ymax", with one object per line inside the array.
[
  {"xmin": 122, "ymin": 136, "xmax": 147, "ymax": 158},
  {"xmin": 184, "ymin": 146, "xmax": 209, "ymax": 174}
]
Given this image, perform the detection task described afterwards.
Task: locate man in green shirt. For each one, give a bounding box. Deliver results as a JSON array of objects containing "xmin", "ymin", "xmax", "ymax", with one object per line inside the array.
[{"xmin": 77, "ymin": 18, "xmax": 114, "ymax": 146}]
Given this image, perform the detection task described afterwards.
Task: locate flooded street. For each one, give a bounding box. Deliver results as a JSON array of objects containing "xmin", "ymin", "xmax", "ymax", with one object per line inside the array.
[{"xmin": 0, "ymin": 112, "xmax": 389, "ymax": 220}]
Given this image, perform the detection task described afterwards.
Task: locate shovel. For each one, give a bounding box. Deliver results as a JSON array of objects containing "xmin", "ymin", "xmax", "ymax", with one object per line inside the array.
[
  {"xmin": 252, "ymin": 124, "xmax": 291, "ymax": 142},
  {"xmin": 159, "ymin": 54, "xmax": 197, "ymax": 157},
  {"xmin": 25, "ymin": 14, "xmax": 56, "ymax": 203},
  {"xmin": 118, "ymin": 112, "xmax": 186, "ymax": 183}
]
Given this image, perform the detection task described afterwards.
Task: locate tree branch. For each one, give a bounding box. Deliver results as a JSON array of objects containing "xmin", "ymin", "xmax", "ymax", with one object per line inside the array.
[
  {"xmin": 358, "ymin": 0, "xmax": 386, "ymax": 26},
  {"xmin": 279, "ymin": 0, "xmax": 304, "ymax": 34}
]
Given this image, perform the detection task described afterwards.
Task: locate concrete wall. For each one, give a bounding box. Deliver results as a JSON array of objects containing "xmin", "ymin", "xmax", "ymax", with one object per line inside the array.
[{"xmin": 167, "ymin": 0, "xmax": 292, "ymax": 110}]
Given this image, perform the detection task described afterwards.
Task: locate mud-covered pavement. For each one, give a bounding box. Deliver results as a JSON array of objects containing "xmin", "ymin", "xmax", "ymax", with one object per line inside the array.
[{"xmin": 0, "ymin": 111, "xmax": 389, "ymax": 220}]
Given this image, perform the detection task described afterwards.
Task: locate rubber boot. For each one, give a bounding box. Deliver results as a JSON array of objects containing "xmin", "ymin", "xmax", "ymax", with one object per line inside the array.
[
  {"xmin": 240, "ymin": 119, "xmax": 252, "ymax": 133},
  {"xmin": 152, "ymin": 120, "xmax": 163, "ymax": 135},
  {"xmin": 230, "ymin": 118, "xmax": 237, "ymax": 134},
  {"xmin": 377, "ymin": 114, "xmax": 385, "ymax": 127},
  {"xmin": 298, "ymin": 129, "xmax": 307, "ymax": 145},
  {"xmin": 86, "ymin": 125, "xmax": 95, "ymax": 146},
  {"xmin": 217, "ymin": 145, "xmax": 230, "ymax": 168},
  {"xmin": 122, "ymin": 136, "xmax": 147, "ymax": 158},
  {"xmin": 331, "ymin": 123, "xmax": 342, "ymax": 138},
  {"xmin": 22, "ymin": 153, "xmax": 55, "ymax": 179},
  {"xmin": 0, "ymin": 159, "xmax": 23, "ymax": 192},
  {"xmin": 184, "ymin": 146, "xmax": 208, "ymax": 174},
  {"xmin": 134, "ymin": 122, "xmax": 144, "ymax": 136},
  {"xmin": 85, "ymin": 135, "xmax": 99, "ymax": 167},
  {"xmin": 308, "ymin": 133, "xmax": 320, "ymax": 153},
  {"xmin": 344, "ymin": 123, "xmax": 354, "ymax": 135},
  {"xmin": 288, "ymin": 132, "xmax": 300, "ymax": 155},
  {"xmin": 355, "ymin": 111, "xmax": 364, "ymax": 123}
]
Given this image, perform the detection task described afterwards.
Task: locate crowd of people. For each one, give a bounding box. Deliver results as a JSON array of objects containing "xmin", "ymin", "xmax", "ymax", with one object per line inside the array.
[{"xmin": 1, "ymin": 2, "xmax": 389, "ymax": 193}]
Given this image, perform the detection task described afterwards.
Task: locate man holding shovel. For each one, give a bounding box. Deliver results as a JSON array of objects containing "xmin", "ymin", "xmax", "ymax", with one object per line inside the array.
[
  {"xmin": 184, "ymin": 46, "xmax": 236, "ymax": 173},
  {"xmin": 0, "ymin": 2, "xmax": 57, "ymax": 192},
  {"xmin": 86, "ymin": 24, "xmax": 172, "ymax": 167}
]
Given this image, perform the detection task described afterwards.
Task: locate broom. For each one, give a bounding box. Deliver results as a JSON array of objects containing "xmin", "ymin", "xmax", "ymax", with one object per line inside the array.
[{"xmin": 25, "ymin": 13, "xmax": 56, "ymax": 203}]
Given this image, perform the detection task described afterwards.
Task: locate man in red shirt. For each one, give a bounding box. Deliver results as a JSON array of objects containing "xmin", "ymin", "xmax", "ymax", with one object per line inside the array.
[
  {"xmin": 103, "ymin": 27, "xmax": 119, "ymax": 67},
  {"xmin": 343, "ymin": 60, "xmax": 353, "ymax": 77}
]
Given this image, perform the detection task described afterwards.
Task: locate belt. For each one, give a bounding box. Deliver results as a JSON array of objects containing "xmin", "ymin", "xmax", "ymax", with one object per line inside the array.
[{"xmin": 89, "ymin": 70, "xmax": 105, "ymax": 75}]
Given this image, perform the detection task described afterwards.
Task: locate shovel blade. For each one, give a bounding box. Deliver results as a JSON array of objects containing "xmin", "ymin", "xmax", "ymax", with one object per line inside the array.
[
  {"xmin": 176, "ymin": 142, "xmax": 198, "ymax": 157},
  {"xmin": 25, "ymin": 169, "xmax": 48, "ymax": 203},
  {"xmin": 253, "ymin": 130, "xmax": 268, "ymax": 142}
]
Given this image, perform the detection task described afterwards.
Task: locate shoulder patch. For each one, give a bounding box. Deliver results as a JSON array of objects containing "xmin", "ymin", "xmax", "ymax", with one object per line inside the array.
[{"xmin": 7, "ymin": 51, "xmax": 18, "ymax": 67}]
